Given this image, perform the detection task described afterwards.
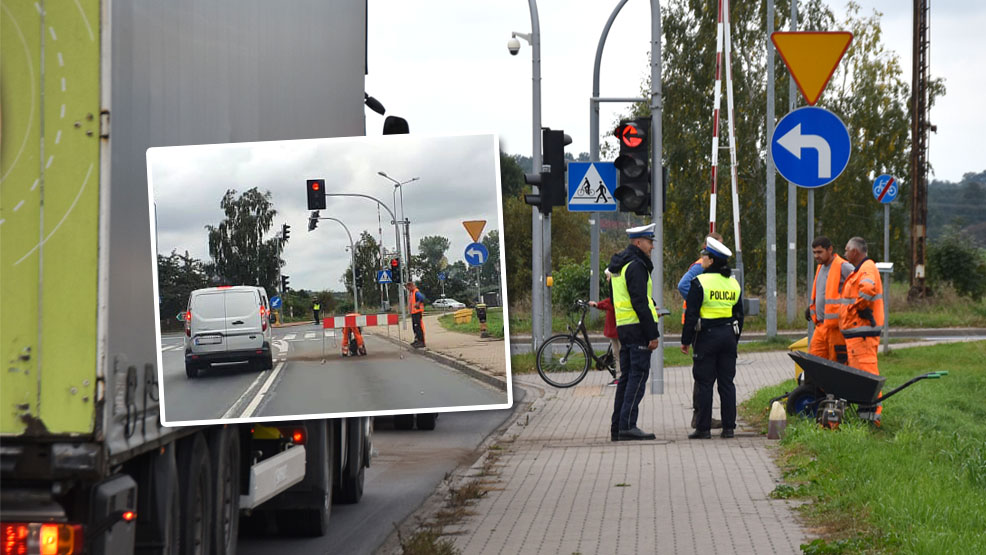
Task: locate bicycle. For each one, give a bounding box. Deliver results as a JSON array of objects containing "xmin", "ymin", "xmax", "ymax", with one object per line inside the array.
[{"xmin": 535, "ymin": 300, "xmax": 616, "ymax": 388}]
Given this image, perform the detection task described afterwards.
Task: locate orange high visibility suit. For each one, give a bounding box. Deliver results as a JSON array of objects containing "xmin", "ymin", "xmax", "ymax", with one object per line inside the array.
[
  {"xmin": 342, "ymin": 313, "xmax": 365, "ymax": 356},
  {"xmin": 839, "ymin": 258, "xmax": 885, "ymax": 417},
  {"xmin": 809, "ymin": 253, "xmax": 853, "ymax": 363},
  {"xmin": 408, "ymin": 284, "xmax": 426, "ymax": 345}
]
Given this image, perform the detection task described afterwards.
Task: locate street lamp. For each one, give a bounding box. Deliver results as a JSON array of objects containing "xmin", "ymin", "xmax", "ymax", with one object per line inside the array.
[
  {"xmin": 377, "ymin": 171, "xmax": 419, "ymax": 284},
  {"xmin": 321, "ymin": 216, "xmax": 359, "ymax": 314},
  {"xmin": 509, "ymin": 0, "xmax": 546, "ymax": 349}
]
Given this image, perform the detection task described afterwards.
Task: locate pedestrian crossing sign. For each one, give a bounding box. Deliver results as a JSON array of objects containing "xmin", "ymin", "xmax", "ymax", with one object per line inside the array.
[{"xmin": 567, "ymin": 162, "xmax": 617, "ymax": 212}]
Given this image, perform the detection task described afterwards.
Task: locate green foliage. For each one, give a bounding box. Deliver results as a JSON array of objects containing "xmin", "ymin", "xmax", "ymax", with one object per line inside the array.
[
  {"xmin": 206, "ymin": 188, "xmax": 282, "ymax": 293},
  {"xmin": 157, "ymin": 250, "xmax": 211, "ymax": 331},
  {"xmin": 751, "ymin": 342, "xmax": 986, "ymax": 553},
  {"xmin": 341, "ymin": 231, "xmax": 385, "ymax": 310},
  {"xmin": 927, "ymin": 232, "xmax": 986, "ymax": 301},
  {"xmin": 502, "ymin": 195, "xmax": 532, "ymax": 303}
]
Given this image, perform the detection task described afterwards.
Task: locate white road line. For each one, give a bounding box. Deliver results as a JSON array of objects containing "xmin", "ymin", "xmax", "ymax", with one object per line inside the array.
[
  {"xmin": 238, "ymin": 362, "xmax": 286, "ymax": 419},
  {"xmin": 220, "ymin": 370, "xmax": 270, "ymax": 420},
  {"xmin": 284, "ymin": 333, "xmax": 297, "ymax": 340},
  {"xmin": 304, "ymin": 332, "xmax": 316, "ymax": 339},
  {"xmin": 324, "ymin": 330, "xmax": 335, "ymax": 337}
]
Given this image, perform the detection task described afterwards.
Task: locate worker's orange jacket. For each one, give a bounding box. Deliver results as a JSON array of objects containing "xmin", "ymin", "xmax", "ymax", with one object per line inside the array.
[
  {"xmin": 838, "ymin": 258, "xmax": 885, "ymax": 339},
  {"xmin": 810, "ymin": 253, "xmax": 853, "ymax": 327},
  {"xmin": 408, "ymin": 286, "xmax": 425, "ymax": 315}
]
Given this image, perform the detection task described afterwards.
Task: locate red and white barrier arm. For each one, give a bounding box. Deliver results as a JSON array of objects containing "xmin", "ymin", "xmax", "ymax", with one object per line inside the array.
[{"xmin": 323, "ymin": 313, "xmax": 399, "ymax": 329}]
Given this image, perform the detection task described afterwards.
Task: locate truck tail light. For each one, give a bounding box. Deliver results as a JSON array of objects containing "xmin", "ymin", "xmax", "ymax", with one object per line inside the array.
[
  {"xmin": 276, "ymin": 427, "xmax": 306, "ymax": 445},
  {"xmin": 2, "ymin": 522, "xmax": 83, "ymax": 555}
]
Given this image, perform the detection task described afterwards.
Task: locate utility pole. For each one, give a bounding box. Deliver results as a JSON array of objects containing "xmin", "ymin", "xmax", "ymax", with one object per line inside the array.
[{"xmin": 909, "ymin": 0, "xmax": 931, "ymax": 299}]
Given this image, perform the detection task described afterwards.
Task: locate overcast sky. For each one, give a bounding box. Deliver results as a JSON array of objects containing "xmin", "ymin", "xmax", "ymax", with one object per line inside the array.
[
  {"xmin": 149, "ymin": 134, "xmax": 500, "ymax": 292},
  {"xmin": 365, "ymin": 0, "xmax": 982, "ymax": 184}
]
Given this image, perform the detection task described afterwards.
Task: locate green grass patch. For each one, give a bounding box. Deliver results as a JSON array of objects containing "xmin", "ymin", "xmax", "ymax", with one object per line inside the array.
[
  {"xmin": 742, "ymin": 341, "xmax": 986, "ymax": 554},
  {"xmin": 436, "ymin": 307, "xmax": 503, "ymax": 338}
]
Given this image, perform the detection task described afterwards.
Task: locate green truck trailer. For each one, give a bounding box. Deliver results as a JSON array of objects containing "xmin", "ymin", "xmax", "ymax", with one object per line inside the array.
[{"xmin": 1, "ymin": 1, "xmax": 373, "ymax": 552}]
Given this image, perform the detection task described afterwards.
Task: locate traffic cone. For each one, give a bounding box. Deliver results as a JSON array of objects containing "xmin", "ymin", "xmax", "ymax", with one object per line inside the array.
[{"xmin": 767, "ymin": 401, "xmax": 787, "ymax": 440}]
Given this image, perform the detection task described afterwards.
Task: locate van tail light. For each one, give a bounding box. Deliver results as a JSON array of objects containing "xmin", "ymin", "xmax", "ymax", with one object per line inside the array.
[
  {"xmin": 2, "ymin": 522, "xmax": 84, "ymax": 555},
  {"xmin": 185, "ymin": 311, "xmax": 191, "ymax": 337},
  {"xmin": 261, "ymin": 308, "xmax": 268, "ymax": 332}
]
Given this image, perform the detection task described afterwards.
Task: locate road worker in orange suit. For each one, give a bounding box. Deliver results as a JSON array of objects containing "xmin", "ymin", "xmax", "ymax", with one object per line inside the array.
[
  {"xmin": 806, "ymin": 236, "xmax": 854, "ymax": 364},
  {"xmin": 342, "ymin": 313, "xmax": 366, "ymax": 357},
  {"xmin": 839, "ymin": 236, "xmax": 885, "ymax": 423},
  {"xmin": 406, "ymin": 281, "xmax": 428, "ymax": 348}
]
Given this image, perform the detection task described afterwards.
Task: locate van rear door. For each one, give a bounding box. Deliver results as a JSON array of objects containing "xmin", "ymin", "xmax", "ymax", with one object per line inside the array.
[
  {"xmin": 224, "ymin": 289, "xmax": 263, "ymax": 352},
  {"xmin": 190, "ymin": 291, "xmax": 227, "ymax": 354}
]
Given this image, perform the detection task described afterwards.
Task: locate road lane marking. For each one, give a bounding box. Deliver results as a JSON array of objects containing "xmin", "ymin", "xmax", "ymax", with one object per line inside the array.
[
  {"xmin": 304, "ymin": 332, "xmax": 316, "ymax": 339},
  {"xmin": 220, "ymin": 368, "xmax": 271, "ymax": 420},
  {"xmin": 284, "ymin": 333, "xmax": 297, "ymax": 340},
  {"xmin": 237, "ymin": 361, "xmax": 286, "ymax": 419}
]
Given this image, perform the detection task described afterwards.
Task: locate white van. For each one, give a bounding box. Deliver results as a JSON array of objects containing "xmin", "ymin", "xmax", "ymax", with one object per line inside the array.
[{"xmin": 181, "ymin": 286, "xmax": 274, "ymax": 378}]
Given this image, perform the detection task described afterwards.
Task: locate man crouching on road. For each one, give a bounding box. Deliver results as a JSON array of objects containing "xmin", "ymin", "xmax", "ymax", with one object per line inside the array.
[{"xmin": 608, "ymin": 223, "xmax": 660, "ymax": 442}]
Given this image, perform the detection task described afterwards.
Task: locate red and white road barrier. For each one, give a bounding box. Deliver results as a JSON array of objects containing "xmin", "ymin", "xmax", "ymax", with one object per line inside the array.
[{"xmin": 323, "ymin": 313, "xmax": 399, "ymax": 329}]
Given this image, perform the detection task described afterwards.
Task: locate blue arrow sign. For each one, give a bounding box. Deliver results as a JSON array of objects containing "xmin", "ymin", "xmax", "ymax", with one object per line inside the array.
[
  {"xmin": 567, "ymin": 162, "xmax": 617, "ymax": 212},
  {"xmin": 771, "ymin": 106, "xmax": 851, "ymax": 188},
  {"xmin": 464, "ymin": 242, "xmax": 489, "ymax": 267},
  {"xmin": 376, "ymin": 269, "xmax": 393, "ymax": 284},
  {"xmin": 438, "ymin": 272, "xmax": 447, "ymax": 281},
  {"xmin": 872, "ymin": 174, "xmax": 898, "ymax": 204},
  {"xmin": 270, "ymin": 296, "xmax": 282, "ymax": 308}
]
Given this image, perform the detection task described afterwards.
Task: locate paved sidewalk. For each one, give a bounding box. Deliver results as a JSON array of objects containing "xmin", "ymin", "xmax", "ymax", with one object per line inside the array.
[
  {"xmin": 362, "ymin": 313, "xmax": 509, "ymax": 384},
  {"xmin": 395, "ymin": 351, "xmax": 810, "ymax": 554}
]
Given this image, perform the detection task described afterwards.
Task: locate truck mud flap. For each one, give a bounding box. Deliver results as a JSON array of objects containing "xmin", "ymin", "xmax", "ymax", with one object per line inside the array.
[{"xmin": 240, "ymin": 446, "xmax": 306, "ymax": 510}]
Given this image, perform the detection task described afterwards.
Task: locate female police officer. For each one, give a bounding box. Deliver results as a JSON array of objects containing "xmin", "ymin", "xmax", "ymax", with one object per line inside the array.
[{"xmin": 680, "ymin": 237, "xmax": 744, "ymax": 439}]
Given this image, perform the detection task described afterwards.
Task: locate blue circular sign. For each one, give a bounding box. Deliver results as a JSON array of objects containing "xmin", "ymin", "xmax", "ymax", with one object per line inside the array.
[
  {"xmin": 771, "ymin": 106, "xmax": 851, "ymax": 188},
  {"xmin": 872, "ymin": 174, "xmax": 898, "ymax": 204},
  {"xmin": 464, "ymin": 243, "xmax": 489, "ymax": 267},
  {"xmin": 270, "ymin": 296, "xmax": 282, "ymax": 308},
  {"xmin": 438, "ymin": 272, "xmax": 447, "ymax": 281}
]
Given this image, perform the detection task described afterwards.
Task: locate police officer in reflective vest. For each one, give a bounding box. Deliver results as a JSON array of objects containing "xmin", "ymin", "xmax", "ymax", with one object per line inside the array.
[
  {"xmin": 312, "ymin": 299, "xmax": 321, "ymax": 325},
  {"xmin": 608, "ymin": 224, "xmax": 660, "ymax": 441},
  {"xmin": 680, "ymin": 237, "xmax": 744, "ymax": 439}
]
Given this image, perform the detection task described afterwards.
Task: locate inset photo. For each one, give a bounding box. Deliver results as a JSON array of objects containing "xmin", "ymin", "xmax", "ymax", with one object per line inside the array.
[{"xmin": 147, "ymin": 133, "xmax": 510, "ymax": 426}]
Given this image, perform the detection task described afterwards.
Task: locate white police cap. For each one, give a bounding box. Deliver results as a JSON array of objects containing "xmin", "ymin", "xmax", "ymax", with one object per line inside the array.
[
  {"xmin": 703, "ymin": 236, "xmax": 732, "ymax": 259},
  {"xmin": 626, "ymin": 223, "xmax": 656, "ymax": 239}
]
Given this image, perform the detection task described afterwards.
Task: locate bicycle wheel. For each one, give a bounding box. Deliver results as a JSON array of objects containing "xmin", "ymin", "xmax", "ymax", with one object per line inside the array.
[{"xmin": 536, "ymin": 334, "xmax": 591, "ymax": 388}]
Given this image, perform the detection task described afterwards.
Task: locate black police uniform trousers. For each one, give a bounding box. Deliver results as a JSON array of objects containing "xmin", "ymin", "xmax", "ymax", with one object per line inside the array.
[
  {"xmin": 313, "ymin": 309, "xmax": 320, "ymax": 325},
  {"xmin": 611, "ymin": 342, "xmax": 651, "ymax": 434},
  {"xmin": 692, "ymin": 325, "xmax": 737, "ymax": 432},
  {"xmin": 411, "ymin": 312, "xmax": 424, "ymax": 344}
]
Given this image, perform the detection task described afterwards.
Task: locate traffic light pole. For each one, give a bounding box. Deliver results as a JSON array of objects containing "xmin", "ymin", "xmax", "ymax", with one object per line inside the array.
[
  {"xmin": 324, "ymin": 193, "xmax": 405, "ymax": 326},
  {"xmin": 320, "ymin": 216, "xmax": 359, "ymax": 314},
  {"xmin": 649, "ymin": 0, "xmax": 665, "ymax": 395}
]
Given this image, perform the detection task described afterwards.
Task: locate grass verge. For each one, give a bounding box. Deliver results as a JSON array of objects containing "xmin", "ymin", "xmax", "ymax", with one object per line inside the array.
[
  {"xmin": 740, "ymin": 341, "xmax": 986, "ymax": 554},
  {"xmin": 436, "ymin": 307, "xmax": 504, "ymax": 338}
]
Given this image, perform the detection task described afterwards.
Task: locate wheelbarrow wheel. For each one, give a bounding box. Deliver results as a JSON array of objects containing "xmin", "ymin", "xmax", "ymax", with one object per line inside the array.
[{"xmin": 786, "ymin": 383, "xmax": 823, "ymax": 417}]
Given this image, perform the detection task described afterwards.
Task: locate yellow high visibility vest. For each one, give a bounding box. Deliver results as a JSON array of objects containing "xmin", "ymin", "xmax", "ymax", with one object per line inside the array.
[
  {"xmin": 612, "ymin": 261, "xmax": 658, "ymax": 326},
  {"xmin": 696, "ymin": 273, "xmax": 740, "ymax": 319}
]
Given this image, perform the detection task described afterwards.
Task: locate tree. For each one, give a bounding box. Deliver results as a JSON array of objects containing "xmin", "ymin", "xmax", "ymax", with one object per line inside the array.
[
  {"xmin": 157, "ymin": 250, "xmax": 210, "ymax": 330},
  {"xmin": 206, "ymin": 188, "xmax": 282, "ymax": 293},
  {"xmin": 341, "ymin": 231, "xmax": 383, "ymax": 311},
  {"xmin": 413, "ymin": 235, "xmax": 451, "ymax": 300}
]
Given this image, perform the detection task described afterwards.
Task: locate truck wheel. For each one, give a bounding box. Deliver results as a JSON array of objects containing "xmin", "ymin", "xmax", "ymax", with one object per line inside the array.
[
  {"xmin": 126, "ymin": 444, "xmax": 181, "ymax": 554},
  {"xmin": 416, "ymin": 413, "xmax": 437, "ymax": 431},
  {"xmin": 276, "ymin": 421, "xmax": 332, "ymax": 536},
  {"xmin": 208, "ymin": 427, "xmax": 240, "ymax": 555},
  {"xmin": 394, "ymin": 414, "xmax": 414, "ymax": 430},
  {"xmin": 177, "ymin": 433, "xmax": 213, "ymax": 555},
  {"xmin": 185, "ymin": 362, "xmax": 199, "ymax": 379},
  {"xmin": 334, "ymin": 418, "xmax": 365, "ymax": 504}
]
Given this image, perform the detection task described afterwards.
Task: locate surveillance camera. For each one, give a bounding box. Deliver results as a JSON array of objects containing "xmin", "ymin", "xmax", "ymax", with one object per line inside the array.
[{"xmin": 507, "ymin": 37, "xmax": 521, "ymax": 56}]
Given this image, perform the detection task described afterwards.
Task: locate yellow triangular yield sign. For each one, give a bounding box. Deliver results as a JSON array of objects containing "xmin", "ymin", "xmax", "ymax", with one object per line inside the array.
[
  {"xmin": 463, "ymin": 220, "xmax": 486, "ymax": 242},
  {"xmin": 771, "ymin": 31, "xmax": 853, "ymax": 106}
]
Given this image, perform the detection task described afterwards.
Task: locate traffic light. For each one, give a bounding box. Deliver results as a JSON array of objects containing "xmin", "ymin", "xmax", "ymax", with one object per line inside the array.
[
  {"xmin": 613, "ymin": 117, "xmax": 652, "ymax": 215},
  {"xmin": 355, "ymin": 268, "xmax": 364, "ymax": 289},
  {"xmin": 308, "ymin": 211, "xmax": 319, "ymax": 231},
  {"xmin": 281, "ymin": 275, "xmax": 290, "ymax": 292},
  {"xmin": 307, "ymin": 179, "xmax": 326, "ymax": 210},
  {"xmin": 523, "ymin": 127, "xmax": 572, "ymax": 214},
  {"xmin": 282, "ymin": 223, "xmax": 291, "ymax": 242},
  {"xmin": 389, "ymin": 257, "xmax": 401, "ymax": 283}
]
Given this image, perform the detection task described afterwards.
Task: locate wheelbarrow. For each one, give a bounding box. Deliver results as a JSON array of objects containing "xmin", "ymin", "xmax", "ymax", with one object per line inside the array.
[{"xmin": 772, "ymin": 351, "xmax": 948, "ymax": 423}]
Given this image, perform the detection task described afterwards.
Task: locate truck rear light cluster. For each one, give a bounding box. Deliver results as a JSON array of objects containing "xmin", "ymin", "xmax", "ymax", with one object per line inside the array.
[
  {"xmin": 276, "ymin": 427, "xmax": 306, "ymax": 445},
  {"xmin": 1, "ymin": 522, "xmax": 83, "ymax": 555}
]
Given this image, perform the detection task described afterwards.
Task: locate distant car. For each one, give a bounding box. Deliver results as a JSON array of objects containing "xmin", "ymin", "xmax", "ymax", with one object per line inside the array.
[
  {"xmin": 432, "ymin": 297, "xmax": 466, "ymax": 310},
  {"xmin": 180, "ymin": 285, "xmax": 274, "ymax": 378}
]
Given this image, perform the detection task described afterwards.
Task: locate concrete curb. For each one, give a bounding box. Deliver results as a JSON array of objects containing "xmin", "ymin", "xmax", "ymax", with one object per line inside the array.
[{"xmin": 370, "ymin": 332, "xmax": 509, "ymax": 392}]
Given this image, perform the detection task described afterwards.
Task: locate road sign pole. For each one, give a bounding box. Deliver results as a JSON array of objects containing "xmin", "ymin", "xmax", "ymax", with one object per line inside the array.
[
  {"xmin": 650, "ymin": 0, "xmax": 665, "ymax": 395},
  {"xmin": 766, "ymin": 0, "xmax": 778, "ymax": 338},
  {"xmin": 806, "ymin": 189, "xmax": 814, "ymax": 341},
  {"xmin": 786, "ymin": 0, "xmax": 798, "ymax": 325},
  {"xmin": 884, "ymin": 203, "xmax": 890, "ymax": 263}
]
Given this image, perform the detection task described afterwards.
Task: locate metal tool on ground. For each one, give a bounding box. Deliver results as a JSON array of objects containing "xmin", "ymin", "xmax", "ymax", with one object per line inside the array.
[{"xmin": 772, "ymin": 351, "xmax": 948, "ymax": 422}]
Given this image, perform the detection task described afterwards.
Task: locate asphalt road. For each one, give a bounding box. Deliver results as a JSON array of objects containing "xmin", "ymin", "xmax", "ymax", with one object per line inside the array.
[
  {"xmin": 159, "ymin": 325, "xmax": 507, "ymax": 424},
  {"xmin": 237, "ymin": 385, "xmax": 525, "ymax": 555}
]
